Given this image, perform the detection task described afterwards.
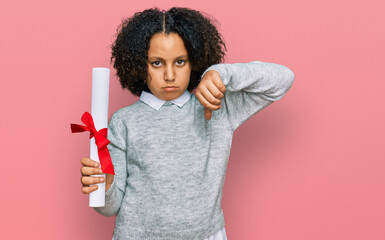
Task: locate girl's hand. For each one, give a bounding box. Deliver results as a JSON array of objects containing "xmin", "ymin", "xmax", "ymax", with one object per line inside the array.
[
  {"xmin": 80, "ymin": 157, "xmax": 114, "ymax": 194},
  {"xmin": 195, "ymin": 70, "xmax": 226, "ymax": 120}
]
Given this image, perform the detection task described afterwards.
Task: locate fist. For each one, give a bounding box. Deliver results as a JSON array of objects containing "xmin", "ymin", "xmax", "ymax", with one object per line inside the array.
[{"xmin": 195, "ymin": 70, "xmax": 226, "ymax": 120}]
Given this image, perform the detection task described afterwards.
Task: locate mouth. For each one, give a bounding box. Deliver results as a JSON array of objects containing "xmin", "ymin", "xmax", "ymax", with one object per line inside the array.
[{"xmin": 163, "ymin": 86, "xmax": 178, "ymax": 92}]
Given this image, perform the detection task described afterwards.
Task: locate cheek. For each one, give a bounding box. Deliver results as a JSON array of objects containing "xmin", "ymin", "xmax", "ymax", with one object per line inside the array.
[
  {"xmin": 147, "ymin": 69, "xmax": 158, "ymax": 83},
  {"xmin": 147, "ymin": 72, "xmax": 152, "ymax": 82},
  {"xmin": 183, "ymin": 69, "xmax": 192, "ymax": 80},
  {"xmin": 180, "ymin": 65, "xmax": 192, "ymax": 77}
]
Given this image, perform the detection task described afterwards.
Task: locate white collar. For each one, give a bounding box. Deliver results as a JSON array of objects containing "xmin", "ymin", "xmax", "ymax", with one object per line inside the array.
[{"xmin": 139, "ymin": 90, "xmax": 191, "ymax": 111}]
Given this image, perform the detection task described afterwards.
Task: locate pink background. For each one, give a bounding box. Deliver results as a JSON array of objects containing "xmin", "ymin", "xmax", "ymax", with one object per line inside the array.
[{"xmin": 1, "ymin": 0, "xmax": 384, "ymax": 239}]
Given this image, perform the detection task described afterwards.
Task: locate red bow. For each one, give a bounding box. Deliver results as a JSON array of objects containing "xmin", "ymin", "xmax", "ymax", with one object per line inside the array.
[{"xmin": 71, "ymin": 112, "xmax": 115, "ymax": 175}]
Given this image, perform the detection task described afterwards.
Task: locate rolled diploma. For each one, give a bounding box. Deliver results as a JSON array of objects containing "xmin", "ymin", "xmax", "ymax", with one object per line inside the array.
[{"xmin": 89, "ymin": 67, "xmax": 110, "ymax": 207}]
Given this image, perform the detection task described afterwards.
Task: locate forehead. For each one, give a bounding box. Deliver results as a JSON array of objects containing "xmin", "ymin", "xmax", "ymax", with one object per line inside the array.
[{"xmin": 148, "ymin": 32, "xmax": 188, "ymax": 58}]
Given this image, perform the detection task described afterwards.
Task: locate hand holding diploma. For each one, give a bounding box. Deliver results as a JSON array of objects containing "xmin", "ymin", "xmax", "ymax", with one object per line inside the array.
[{"xmin": 80, "ymin": 157, "xmax": 114, "ymax": 193}]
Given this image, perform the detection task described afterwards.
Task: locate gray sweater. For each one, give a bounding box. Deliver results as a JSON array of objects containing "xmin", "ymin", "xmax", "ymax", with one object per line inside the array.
[{"xmin": 93, "ymin": 61, "xmax": 295, "ymax": 239}]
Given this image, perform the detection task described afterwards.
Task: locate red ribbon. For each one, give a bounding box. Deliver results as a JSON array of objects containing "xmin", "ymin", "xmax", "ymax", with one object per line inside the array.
[{"xmin": 71, "ymin": 112, "xmax": 115, "ymax": 175}]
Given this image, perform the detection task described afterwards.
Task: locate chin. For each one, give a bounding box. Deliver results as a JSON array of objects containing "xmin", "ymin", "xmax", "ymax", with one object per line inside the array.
[
  {"xmin": 164, "ymin": 95, "xmax": 178, "ymax": 101},
  {"xmin": 164, "ymin": 91, "xmax": 180, "ymax": 98}
]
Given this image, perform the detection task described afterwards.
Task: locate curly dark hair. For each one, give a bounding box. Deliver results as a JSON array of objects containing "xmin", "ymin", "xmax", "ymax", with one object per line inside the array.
[{"xmin": 109, "ymin": 7, "xmax": 227, "ymax": 96}]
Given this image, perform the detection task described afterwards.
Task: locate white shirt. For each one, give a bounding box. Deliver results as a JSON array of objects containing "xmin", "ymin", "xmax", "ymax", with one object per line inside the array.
[{"xmin": 139, "ymin": 90, "xmax": 227, "ymax": 240}]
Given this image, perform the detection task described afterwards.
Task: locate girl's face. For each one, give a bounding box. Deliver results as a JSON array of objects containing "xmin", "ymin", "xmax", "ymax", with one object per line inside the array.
[{"xmin": 146, "ymin": 32, "xmax": 192, "ymax": 101}]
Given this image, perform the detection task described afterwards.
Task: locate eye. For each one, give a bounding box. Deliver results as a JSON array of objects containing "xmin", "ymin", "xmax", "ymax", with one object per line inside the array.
[
  {"xmin": 152, "ymin": 61, "xmax": 162, "ymax": 67},
  {"xmin": 176, "ymin": 60, "xmax": 186, "ymax": 66}
]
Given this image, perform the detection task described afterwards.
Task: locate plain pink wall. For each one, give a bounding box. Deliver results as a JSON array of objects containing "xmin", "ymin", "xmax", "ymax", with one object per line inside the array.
[{"xmin": 1, "ymin": 0, "xmax": 384, "ymax": 239}]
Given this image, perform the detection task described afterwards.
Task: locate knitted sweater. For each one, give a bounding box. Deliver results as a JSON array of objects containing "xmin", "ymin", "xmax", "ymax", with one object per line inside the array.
[
  {"xmin": 93, "ymin": 60, "xmax": 295, "ymax": 239},
  {"xmin": 124, "ymin": 90, "xmax": 227, "ymax": 240}
]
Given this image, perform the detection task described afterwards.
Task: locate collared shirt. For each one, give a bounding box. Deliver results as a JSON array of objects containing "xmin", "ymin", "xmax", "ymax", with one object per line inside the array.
[
  {"xmin": 139, "ymin": 90, "xmax": 227, "ymax": 240},
  {"xmin": 139, "ymin": 90, "xmax": 192, "ymax": 110}
]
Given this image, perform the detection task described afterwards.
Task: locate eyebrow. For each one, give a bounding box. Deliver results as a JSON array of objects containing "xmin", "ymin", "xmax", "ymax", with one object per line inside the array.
[{"xmin": 148, "ymin": 55, "xmax": 188, "ymax": 60}]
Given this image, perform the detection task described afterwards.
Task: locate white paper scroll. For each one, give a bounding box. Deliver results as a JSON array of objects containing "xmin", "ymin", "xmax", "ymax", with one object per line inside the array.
[{"xmin": 89, "ymin": 67, "xmax": 110, "ymax": 207}]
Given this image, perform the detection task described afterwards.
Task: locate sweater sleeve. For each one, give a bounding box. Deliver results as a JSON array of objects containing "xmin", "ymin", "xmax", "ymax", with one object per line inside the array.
[
  {"xmin": 201, "ymin": 60, "xmax": 294, "ymax": 132},
  {"xmin": 93, "ymin": 114, "xmax": 128, "ymax": 217}
]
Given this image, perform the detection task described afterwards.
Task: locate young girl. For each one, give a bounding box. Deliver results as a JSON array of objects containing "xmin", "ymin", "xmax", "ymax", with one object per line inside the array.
[{"xmin": 80, "ymin": 7, "xmax": 294, "ymax": 240}]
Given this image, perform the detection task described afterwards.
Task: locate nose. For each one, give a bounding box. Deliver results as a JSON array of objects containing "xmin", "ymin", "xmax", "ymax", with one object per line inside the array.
[{"xmin": 164, "ymin": 64, "xmax": 175, "ymax": 82}]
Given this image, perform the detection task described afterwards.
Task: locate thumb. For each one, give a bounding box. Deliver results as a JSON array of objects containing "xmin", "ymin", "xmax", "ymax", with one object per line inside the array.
[{"xmin": 204, "ymin": 108, "xmax": 212, "ymax": 120}]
